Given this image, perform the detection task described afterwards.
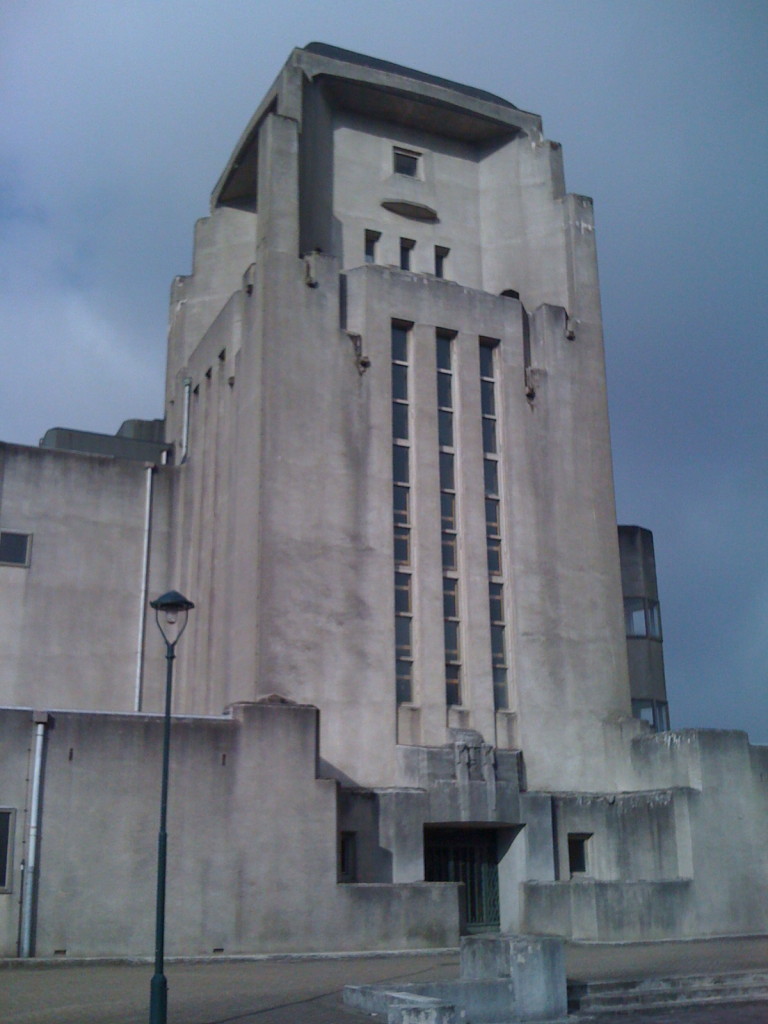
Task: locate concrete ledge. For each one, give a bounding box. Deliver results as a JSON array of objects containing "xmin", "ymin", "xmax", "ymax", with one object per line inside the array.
[{"xmin": 344, "ymin": 985, "xmax": 457, "ymax": 1023}]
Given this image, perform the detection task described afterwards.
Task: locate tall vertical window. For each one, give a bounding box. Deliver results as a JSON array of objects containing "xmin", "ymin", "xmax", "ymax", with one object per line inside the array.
[
  {"xmin": 392, "ymin": 322, "xmax": 413, "ymax": 704},
  {"xmin": 400, "ymin": 238, "xmax": 415, "ymax": 271},
  {"xmin": 364, "ymin": 230, "xmax": 380, "ymax": 264},
  {"xmin": 480, "ymin": 340, "xmax": 509, "ymax": 710},
  {"xmin": 437, "ymin": 330, "xmax": 461, "ymax": 706},
  {"xmin": 0, "ymin": 810, "xmax": 14, "ymax": 892},
  {"xmin": 434, "ymin": 246, "xmax": 449, "ymax": 279}
]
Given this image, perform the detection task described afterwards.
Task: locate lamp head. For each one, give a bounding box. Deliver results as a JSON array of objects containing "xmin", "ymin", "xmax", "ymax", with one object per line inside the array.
[{"xmin": 150, "ymin": 590, "xmax": 194, "ymax": 646}]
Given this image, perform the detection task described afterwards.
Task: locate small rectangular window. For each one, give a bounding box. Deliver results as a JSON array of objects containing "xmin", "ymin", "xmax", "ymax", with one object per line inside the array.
[
  {"xmin": 568, "ymin": 833, "xmax": 592, "ymax": 876},
  {"xmin": 624, "ymin": 597, "xmax": 646, "ymax": 637},
  {"xmin": 435, "ymin": 246, "xmax": 449, "ymax": 278},
  {"xmin": 364, "ymin": 230, "xmax": 380, "ymax": 264},
  {"xmin": 394, "ymin": 148, "xmax": 419, "ymax": 177},
  {"xmin": 632, "ymin": 699, "xmax": 670, "ymax": 733},
  {"xmin": 0, "ymin": 810, "xmax": 14, "ymax": 891},
  {"xmin": 399, "ymin": 238, "xmax": 415, "ymax": 271},
  {"xmin": 0, "ymin": 532, "xmax": 30, "ymax": 567}
]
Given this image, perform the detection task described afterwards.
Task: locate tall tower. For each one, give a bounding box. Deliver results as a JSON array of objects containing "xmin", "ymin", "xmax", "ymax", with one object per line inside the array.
[{"xmin": 164, "ymin": 43, "xmax": 632, "ymax": 794}]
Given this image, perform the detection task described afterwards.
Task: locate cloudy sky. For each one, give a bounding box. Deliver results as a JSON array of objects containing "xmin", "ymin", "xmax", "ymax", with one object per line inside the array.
[{"xmin": 2, "ymin": 1, "xmax": 766, "ymax": 741}]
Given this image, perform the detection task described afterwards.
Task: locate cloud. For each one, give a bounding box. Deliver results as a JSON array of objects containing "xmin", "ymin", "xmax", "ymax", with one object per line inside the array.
[{"xmin": 1, "ymin": 0, "xmax": 766, "ymax": 741}]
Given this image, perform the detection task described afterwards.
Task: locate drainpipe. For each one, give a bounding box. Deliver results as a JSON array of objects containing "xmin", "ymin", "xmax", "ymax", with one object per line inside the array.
[
  {"xmin": 134, "ymin": 464, "xmax": 154, "ymax": 712},
  {"xmin": 179, "ymin": 377, "xmax": 192, "ymax": 464},
  {"xmin": 20, "ymin": 711, "xmax": 48, "ymax": 958}
]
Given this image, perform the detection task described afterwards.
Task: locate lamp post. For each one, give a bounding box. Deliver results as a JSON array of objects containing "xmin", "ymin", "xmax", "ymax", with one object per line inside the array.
[{"xmin": 148, "ymin": 590, "xmax": 194, "ymax": 1024}]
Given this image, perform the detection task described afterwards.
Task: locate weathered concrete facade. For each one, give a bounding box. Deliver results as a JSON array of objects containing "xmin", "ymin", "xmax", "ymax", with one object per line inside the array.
[{"xmin": 0, "ymin": 44, "xmax": 765, "ymax": 958}]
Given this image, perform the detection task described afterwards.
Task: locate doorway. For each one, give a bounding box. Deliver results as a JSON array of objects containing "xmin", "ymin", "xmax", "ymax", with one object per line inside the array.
[{"xmin": 424, "ymin": 827, "xmax": 500, "ymax": 932}]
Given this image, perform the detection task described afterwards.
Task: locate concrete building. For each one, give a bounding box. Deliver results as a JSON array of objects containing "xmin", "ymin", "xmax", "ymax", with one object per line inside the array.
[{"xmin": 0, "ymin": 44, "xmax": 765, "ymax": 958}]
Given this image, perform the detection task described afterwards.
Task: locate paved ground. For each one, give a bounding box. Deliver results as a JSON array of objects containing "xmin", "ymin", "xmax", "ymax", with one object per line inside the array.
[{"xmin": 2, "ymin": 938, "xmax": 767, "ymax": 1024}]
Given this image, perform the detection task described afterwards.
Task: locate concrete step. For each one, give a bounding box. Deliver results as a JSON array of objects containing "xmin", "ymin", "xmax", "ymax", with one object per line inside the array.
[{"xmin": 568, "ymin": 970, "xmax": 768, "ymax": 1014}]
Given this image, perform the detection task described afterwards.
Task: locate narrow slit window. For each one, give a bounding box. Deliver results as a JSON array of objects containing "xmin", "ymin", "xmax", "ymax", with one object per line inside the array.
[
  {"xmin": 400, "ymin": 238, "xmax": 415, "ymax": 271},
  {"xmin": 568, "ymin": 833, "xmax": 592, "ymax": 876},
  {"xmin": 480, "ymin": 340, "xmax": 508, "ymax": 710},
  {"xmin": 364, "ymin": 230, "xmax": 380, "ymax": 264},
  {"xmin": 392, "ymin": 322, "xmax": 414, "ymax": 704},
  {"xmin": 0, "ymin": 810, "xmax": 14, "ymax": 891},
  {"xmin": 437, "ymin": 329, "xmax": 461, "ymax": 707},
  {"xmin": 338, "ymin": 832, "xmax": 357, "ymax": 882},
  {"xmin": 435, "ymin": 246, "xmax": 449, "ymax": 278}
]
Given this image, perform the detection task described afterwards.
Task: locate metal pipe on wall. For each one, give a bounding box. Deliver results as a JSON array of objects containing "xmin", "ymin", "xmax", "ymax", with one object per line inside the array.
[
  {"xmin": 179, "ymin": 377, "xmax": 192, "ymax": 464},
  {"xmin": 134, "ymin": 464, "xmax": 154, "ymax": 712},
  {"xmin": 19, "ymin": 712, "xmax": 48, "ymax": 957}
]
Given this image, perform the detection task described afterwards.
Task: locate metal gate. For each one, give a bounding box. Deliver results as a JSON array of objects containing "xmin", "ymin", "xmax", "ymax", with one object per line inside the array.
[{"xmin": 424, "ymin": 828, "xmax": 500, "ymax": 932}]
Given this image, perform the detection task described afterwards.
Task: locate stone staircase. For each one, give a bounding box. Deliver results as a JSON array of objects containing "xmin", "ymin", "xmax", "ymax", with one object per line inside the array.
[{"xmin": 568, "ymin": 970, "xmax": 768, "ymax": 1015}]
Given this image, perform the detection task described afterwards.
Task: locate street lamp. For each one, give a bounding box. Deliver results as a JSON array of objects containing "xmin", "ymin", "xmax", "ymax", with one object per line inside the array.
[{"xmin": 148, "ymin": 589, "xmax": 194, "ymax": 1024}]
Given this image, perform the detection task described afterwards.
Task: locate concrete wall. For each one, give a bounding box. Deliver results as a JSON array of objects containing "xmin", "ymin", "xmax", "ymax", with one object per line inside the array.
[
  {"xmin": 153, "ymin": 48, "xmax": 635, "ymax": 793},
  {"xmin": 522, "ymin": 729, "xmax": 768, "ymax": 940},
  {"xmin": 0, "ymin": 444, "xmax": 172, "ymax": 715},
  {"xmin": 0, "ymin": 701, "xmax": 459, "ymax": 957}
]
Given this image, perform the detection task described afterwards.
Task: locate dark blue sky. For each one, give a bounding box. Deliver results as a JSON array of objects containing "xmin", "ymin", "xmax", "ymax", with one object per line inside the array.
[{"xmin": 2, "ymin": 1, "xmax": 766, "ymax": 740}]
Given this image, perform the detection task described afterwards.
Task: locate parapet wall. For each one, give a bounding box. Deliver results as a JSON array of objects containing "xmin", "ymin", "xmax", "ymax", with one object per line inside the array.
[{"xmin": 0, "ymin": 701, "xmax": 459, "ymax": 957}]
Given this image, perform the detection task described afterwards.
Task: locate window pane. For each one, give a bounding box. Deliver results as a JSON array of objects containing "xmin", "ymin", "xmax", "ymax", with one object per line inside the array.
[
  {"xmin": 443, "ymin": 578, "xmax": 458, "ymax": 618},
  {"xmin": 438, "ymin": 409, "xmax": 453, "ymax": 447},
  {"xmin": 624, "ymin": 597, "xmax": 646, "ymax": 637},
  {"xmin": 393, "ymin": 485, "xmax": 409, "ymax": 524},
  {"xmin": 481, "ymin": 379, "xmax": 495, "ymax": 416},
  {"xmin": 437, "ymin": 372, "xmax": 452, "ymax": 409},
  {"xmin": 647, "ymin": 600, "xmax": 662, "ymax": 639},
  {"xmin": 0, "ymin": 532, "xmax": 29, "ymax": 565},
  {"xmin": 440, "ymin": 451, "xmax": 455, "ymax": 490},
  {"xmin": 394, "ymin": 150, "xmax": 418, "ymax": 176},
  {"xmin": 482, "ymin": 417, "xmax": 497, "ymax": 453},
  {"xmin": 395, "ymin": 615, "xmax": 412, "ymax": 654},
  {"xmin": 391, "ymin": 327, "xmax": 408, "ymax": 363},
  {"xmin": 632, "ymin": 699, "xmax": 655, "ymax": 725},
  {"xmin": 442, "ymin": 533, "xmax": 457, "ymax": 569},
  {"xmin": 484, "ymin": 459, "xmax": 498, "ymax": 496},
  {"xmin": 393, "ymin": 445, "xmax": 409, "ymax": 484},
  {"xmin": 444, "ymin": 619, "xmax": 460, "ymax": 660},
  {"xmin": 392, "ymin": 401, "xmax": 409, "ymax": 440},
  {"xmin": 436, "ymin": 335, "xmax": 452, "ymax": 369},
  {"xmin": 392, "ymin": 362, "xmax": 408, "ymax": 400},
  {"xmin": 485, "ymin": 498, "xmax": 500, "ymax": 533},
  {"xmin": 486, "ymin": 542, "xmax": 501, "ymax": 575},
  {"xmin": 491, "ymin": 624, "xmax": 505, "ymax": 665},
  {"xmin": 479, "ymin": 345, "xmax": 494, "ymax": 380},
  {"xmin": 445, "ymin": 665, "xmax": 461, "ymax": 706},
  {"xmin": 441, "ymin": 492, "xmax": 456, "ymax": 530},
  {"xmin": 394, "ymin": 526, "xmax": 410, "ymax": 564},
  {"xmin": 489, "ymin": 584, "xmax": 503, "ymax": 623},
  {"xmin": 493, "ymin": 668, "xmax": 508, "ymax": 710},
  {"xmin": 400, "ymin": 242, "xmax": 411, "ymax": 271},
  {"xmin": 395, "ymin": 572, "xmax": 411, "ymax": 613},
  {"xmin": 396, "ymin": 662, "xmax": 413, "ymax": 704}
]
